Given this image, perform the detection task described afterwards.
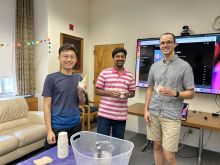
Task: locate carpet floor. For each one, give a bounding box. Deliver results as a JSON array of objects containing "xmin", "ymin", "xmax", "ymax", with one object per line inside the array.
[{"xmin": 128, "ymin": 133, "xmax": 220, "ymax": 165}]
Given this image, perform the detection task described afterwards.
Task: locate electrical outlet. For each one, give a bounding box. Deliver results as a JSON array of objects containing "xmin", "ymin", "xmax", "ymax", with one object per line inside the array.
[{"xmin": 187, "ymin": 128, "xmax": 192, "ymax": 134}]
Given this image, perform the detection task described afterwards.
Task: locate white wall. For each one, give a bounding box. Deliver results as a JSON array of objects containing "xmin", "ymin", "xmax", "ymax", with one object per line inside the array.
[
  {"xmin": 47, "ymin": 0, "xmax": 89, "ymax": 74},
  {"xmin": 0, "ymin": 0, "xmax": 16, "ymax": 77},
  {"xmin": 34, "ymin": 0, "xmax": 49, "ymax": 109},
  {"xmin": 88, "ymin": 0, "xmax": 220, "ymax": 152},
  {"xmin": 34, "ymin": 0, "xmax": 89, "ymax": 109}
]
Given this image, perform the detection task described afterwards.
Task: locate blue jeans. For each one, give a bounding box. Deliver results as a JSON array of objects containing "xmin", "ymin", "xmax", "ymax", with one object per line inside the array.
[{"xmin": 97, "ymin": 116, "xmax": 126, "ymax": 139}]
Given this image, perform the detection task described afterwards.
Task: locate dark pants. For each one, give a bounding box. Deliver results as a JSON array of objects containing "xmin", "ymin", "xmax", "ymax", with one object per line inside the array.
[
  {"xmin": 44, "ymin": 122, "xmax": 81, "ymax": 150},
  {"xmin": 97, "ymin": 116, "xmax": 126, "ymax": 139}
]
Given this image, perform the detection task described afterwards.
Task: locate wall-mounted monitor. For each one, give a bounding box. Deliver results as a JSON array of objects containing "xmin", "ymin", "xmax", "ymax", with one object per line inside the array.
[{"xmin": 135, "ymin": 33, "xmax": 220, "ymax": 95}]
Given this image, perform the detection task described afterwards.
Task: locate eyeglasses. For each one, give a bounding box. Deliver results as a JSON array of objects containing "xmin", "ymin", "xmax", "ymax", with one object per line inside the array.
[
  {"xmin": 61, "ymin": 55, "xmax": 77, "ymax": 60},
  {"xmin": 160, "ymin": 41, "xmax": 174, "ymax": 46}
]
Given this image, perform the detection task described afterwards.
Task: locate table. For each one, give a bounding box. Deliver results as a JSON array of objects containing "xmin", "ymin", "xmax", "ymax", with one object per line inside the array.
[
  {"xmin": 128, "ymin": 103, "xmax": 220, "ymax": 165},
  {"xmin": 17, "ymin": 146, "xmax": 76, "ymax": 165}
]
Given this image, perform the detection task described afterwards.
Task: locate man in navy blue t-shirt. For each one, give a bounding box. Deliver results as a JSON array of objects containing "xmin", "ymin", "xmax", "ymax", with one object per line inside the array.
[{"xmin": 42, "ymin": 44, "xmax": 85, "ymax": 149}]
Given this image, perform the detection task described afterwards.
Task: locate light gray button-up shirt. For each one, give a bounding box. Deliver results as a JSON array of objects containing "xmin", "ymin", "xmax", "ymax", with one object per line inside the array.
[{"xmin": 148, "ymin": 55, "xmax": 194, "ymax": 120}]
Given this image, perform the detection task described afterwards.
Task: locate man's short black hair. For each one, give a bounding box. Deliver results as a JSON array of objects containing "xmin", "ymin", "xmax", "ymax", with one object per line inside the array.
[
  {"xmin": 160, "ymin": 32, "xmax": 176, "ymax": 43},
  {"xmin": 112, "ymin": 47, "xmax": 127, "ymax": 58},
  {"xmin": 58, "ymin": 44, "xmax": 78, "ymax": 56}
]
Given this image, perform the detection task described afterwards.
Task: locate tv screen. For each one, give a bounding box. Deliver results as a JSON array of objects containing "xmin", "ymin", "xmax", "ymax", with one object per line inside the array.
[{"xmin": 135, "ymin": 33, "xmax": 220, "ymax": 94}]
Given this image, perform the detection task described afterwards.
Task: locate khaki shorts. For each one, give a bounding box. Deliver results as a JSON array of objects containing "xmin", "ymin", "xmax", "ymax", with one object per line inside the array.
[{"xmin": 146, "ymin": 114, "xmax": 181, "ymax": 152}]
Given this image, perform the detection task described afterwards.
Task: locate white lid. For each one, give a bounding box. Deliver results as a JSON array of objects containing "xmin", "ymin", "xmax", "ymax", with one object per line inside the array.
[{"xmin": 58, "ymin": 132, "xmax": 68, "ymax": 139}]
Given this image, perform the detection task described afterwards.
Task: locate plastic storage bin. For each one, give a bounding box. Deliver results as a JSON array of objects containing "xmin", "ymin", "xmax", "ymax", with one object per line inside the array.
[{"xmin": 70, "ymin": 131, "xmax": 134, "ymax": 165}]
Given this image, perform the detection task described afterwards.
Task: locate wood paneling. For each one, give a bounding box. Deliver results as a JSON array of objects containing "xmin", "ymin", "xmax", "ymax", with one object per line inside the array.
[
  {"xmin": 25, "ymin": 97, "xmax": 38, "ymax": 111},
  {"xmin": 94, "ymin": 44, "xmax": 124, "ymax": 103}
]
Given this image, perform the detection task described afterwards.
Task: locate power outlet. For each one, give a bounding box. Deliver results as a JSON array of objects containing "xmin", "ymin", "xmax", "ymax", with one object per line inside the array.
[{"xmin": 187, "ymin": 128, "xmax": 192, "ymax": 134}]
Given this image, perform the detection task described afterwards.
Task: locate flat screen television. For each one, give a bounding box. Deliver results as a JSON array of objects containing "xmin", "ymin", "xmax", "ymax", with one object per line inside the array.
[{"xmin": 135, "ymin": 33, "xmax": 220, "ymax": 94}]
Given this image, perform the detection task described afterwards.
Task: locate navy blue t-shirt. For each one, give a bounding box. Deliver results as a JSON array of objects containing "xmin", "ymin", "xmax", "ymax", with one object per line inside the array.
[{"xmin": 42, "ymin": 72, "xmax": 82, "ymax": 129}]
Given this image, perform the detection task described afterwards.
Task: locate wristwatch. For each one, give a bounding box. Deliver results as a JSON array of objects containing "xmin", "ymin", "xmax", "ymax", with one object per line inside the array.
[{"xmin": 174, "ymin": 91, "xmax": 179, "ymax": 97}]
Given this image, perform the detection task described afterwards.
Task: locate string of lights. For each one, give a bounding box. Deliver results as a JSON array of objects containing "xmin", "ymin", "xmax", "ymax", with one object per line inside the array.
[{"xmin": 0, "ymin": 38, "xmax": 51, "ymax": 54}]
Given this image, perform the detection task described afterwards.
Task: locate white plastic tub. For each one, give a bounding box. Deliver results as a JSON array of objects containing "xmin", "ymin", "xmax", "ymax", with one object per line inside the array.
[{"xmin": 70, "ymin": 131, "xmax": 134, "ymax": 165}]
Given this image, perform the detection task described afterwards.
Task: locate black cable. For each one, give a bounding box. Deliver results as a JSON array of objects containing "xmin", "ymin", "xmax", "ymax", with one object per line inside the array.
[
  {"xmin": 203, "ymin": 130, "xmax": 212, "ymax": 147},
  {"xmin": 178, "ymin": 132, "xmax": 188, "ymax": 151}
]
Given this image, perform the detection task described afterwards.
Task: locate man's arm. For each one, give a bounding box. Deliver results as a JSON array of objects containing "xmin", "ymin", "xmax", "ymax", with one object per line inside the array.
[
  {"xmin": 78, "ymin": 88, "xmax": 85, "ymax": 105},
  {"xmin": 44, "ymin": 96, "xmax": 52, "ymax": 133},
  {"xmin": 178, "ymin": 89, "xmax": 194, "ymax": 99},
  {"xmin": 127, "ymin": 90, "xmax": 135, "ymax": 98},
  {"xmin": 145, "ymin": 86, "xmax": 154, "ymax": 110},
  {"xmin": 144, "ymin": 86, "xmax": 154, "ymax": 125},
  {"xmin": 158, "ymin": 88, "xmax": 194, "ymax": 99},
  {"xmin": 43, "ymin": 96, "xmax": 56, "ymax": 144},
  {"xmin": 95, "ymin": 88, "xmax": 120, "ymax": 98}
]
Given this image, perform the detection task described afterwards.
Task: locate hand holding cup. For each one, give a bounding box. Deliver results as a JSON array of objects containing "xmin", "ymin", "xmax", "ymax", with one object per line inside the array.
[
  {"xmin": 77, "ymin": 76, "xmax": 87, "ymax": 96},
  {"xmin": 119, "ymin": 90, "xmax": 129, "ymax": 99}
]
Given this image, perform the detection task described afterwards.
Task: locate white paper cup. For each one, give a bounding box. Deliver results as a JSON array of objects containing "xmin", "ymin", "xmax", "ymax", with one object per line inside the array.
[
  {"xmin": 156, "ymin": 85, "xmax": 163, "ymax": 93},
  {"xmin": 119, "ymin": 91, "xmax": 127, "ymax": 99}
]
